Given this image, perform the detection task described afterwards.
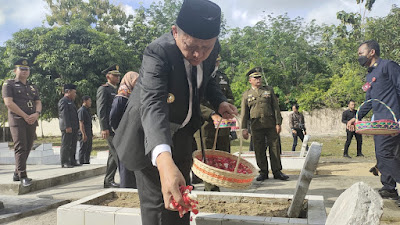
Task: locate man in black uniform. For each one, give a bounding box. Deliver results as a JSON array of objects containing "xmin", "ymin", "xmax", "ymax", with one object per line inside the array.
[
  {"xmin": 78, "ymin": 95, "xmax": 93, "ymax": 164},
  {"xmin": 58, "ymin": 84, "xmax": 80, "ymax": 168},
  {"xmin": 97, "ymin": 64, "xmax": 120, "ymax": 188},
  {"xmin": 2, "ymin": 58, "xmax": 42, "ymax": 187},
  {"xmin": 347, "ymin": 40, "xmax": 400, "ymax": 206},
  {"xmin": 341, "ymin": 100, "xmax": 363, "ymax": 158},
  {"xmin": 113, "ymin": 1, "xmax": 237, "ymax": 224}
]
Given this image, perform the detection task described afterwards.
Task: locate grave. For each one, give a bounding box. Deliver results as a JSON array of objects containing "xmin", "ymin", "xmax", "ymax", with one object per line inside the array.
[
  {"xmin": 57, "ymin": 142, "xmax": 326, "ymax": 225},
  {"xmin": 57, "ymin": 189, "xmax": 326, "ymax": 225},
  {"xmin": 0, "ymin": 143, "xmax": 60, "ymax": 165},
  {"xmin": 325, "ymin": 182, "xmax": 383, "ymax": 225},
  {"xmin": 233, "ymin": 135, "xmax": 311, "ymax": 170}
]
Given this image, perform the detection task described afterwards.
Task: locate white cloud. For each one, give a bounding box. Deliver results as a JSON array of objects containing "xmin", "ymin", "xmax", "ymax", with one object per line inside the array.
[
  {"xmin": 5, "ymin": 0, "xmax": 48, "ymax": 27},
  {"xmin": 121, "ymin": 4, "xmax": 136, "ymax": 17}
]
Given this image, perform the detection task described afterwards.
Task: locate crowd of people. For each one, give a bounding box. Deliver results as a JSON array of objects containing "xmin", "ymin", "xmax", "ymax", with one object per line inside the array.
[{"xmin": 2, "ymin": 0, "xmax": 400, "ymax": 224}]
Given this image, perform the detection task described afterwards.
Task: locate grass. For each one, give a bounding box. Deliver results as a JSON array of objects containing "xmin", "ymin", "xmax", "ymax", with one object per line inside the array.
[
  {"xmin": 29, "ymin": 134, "xmax": 375, "ymax": 158},
  {"xmin": 231, "ymin": 135, "xmax": 376, "ymax": 158}
]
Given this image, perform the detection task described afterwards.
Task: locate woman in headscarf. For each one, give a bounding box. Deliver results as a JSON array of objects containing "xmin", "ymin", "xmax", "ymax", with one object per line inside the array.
[{"xmin": 110, "ymin": 71, "xmax": 139, "ymax": 188}]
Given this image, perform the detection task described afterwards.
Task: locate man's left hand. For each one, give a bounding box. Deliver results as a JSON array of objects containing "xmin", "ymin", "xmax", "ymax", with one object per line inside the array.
[
  {"xmin": 276, "ymin": 125, "xmax": 281, "ymax": 134},
  {"xmin": 218, "ymin": 102, "xmax": 238, "ymax": 119}
]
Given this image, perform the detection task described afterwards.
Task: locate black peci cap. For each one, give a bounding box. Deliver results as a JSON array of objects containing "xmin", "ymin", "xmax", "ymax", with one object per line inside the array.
[
  {"xmin": 64, "ymin": 84, "xmax": 77, "ymax": 91},
  {"xmin": 176, "ymin": 0, "xmax": 221, "ymax": 40},
  {"xmin": 246, "ymin": 67, "xmax": 263, "ymax": 78},
  {"xmin": 14, "ymin": 58, "xmax": 30, "ymax": 69},
  {"xmin": 102, "ymin": 64, "xmax": 121, "ymax": 75}
]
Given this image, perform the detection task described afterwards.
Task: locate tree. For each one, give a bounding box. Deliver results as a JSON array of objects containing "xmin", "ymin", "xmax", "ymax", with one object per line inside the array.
[{"xmin": 45, "ymin": 0, "xmax": 130, "ymax": 34}]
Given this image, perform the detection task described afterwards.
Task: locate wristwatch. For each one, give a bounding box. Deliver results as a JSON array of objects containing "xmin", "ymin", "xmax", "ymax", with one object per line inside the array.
[{"xmin": 36, "ymin": 111, "xmax": 41, "ymax": 115}]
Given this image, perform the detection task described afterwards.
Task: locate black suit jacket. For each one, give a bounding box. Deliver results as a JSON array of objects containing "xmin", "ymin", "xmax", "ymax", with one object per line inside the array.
[
  {"xmin": 113, "ymin": 32, "xmax": 226, "ymax": 171},
  {"xmin": 96, "ymin": 84, "xmax": 117, "ymax": 135},
  {"xmin": 58, "ymin": 96, "xmax": 79, "ymax": 130}
]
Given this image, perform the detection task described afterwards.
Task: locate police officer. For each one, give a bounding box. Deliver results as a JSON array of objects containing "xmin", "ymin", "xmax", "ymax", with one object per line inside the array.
[
  {"xmin": 2, "ymin": 58, "xmax": 41, "ymax": 187},
  {"xmin": 78, "ymin": 95, "xmax": 93, "ymax": 164},
  {"xmin": 196, "ymin": 55, "xmax": 235, "ymax": 191},
  {"xmin": 97, "ymin": 64, "xmax": 120, "ymax": 188},
  {"xmin": 241, "ymin": 67, "xmax": 288, "ymax": 181},
  {"xmin": 58, "ymin": 84, "xmax": 80, "ymax": 168},
  {"xmin": 347, "ymin": 40, "xmax": 400, "ymax": 206}
]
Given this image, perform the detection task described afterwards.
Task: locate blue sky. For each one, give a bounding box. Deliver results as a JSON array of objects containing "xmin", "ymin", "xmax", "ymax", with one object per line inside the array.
[{"xmin": 0, "ymin": 0, "xmax": 397, "ymax": 46}]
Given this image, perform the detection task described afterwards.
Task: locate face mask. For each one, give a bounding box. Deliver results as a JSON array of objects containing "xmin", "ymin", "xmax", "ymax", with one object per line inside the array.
[{"xmin": 358, "ymin": 56, "xmax": 369, "ymax": 67}]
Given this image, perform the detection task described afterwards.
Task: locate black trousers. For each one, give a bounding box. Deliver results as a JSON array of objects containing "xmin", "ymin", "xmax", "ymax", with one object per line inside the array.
[
  {"xmin": 374, "ymin": 135, "xmax": 400, "ymax": 191},
  {"xmin": 292, "ymin": 128, "xmax": 306, "ymax": 152},
  {"xmin": 343, "ymin": 130, "xmax": 362, "ymax": 155},
  {"xmin": 135, "ymin": 127, "xmax": 193, "ymax": 225},
  {"xmin": 79, "ymin": 133, "xmax": 93, "ymax": 164},
  {"xmin": 10, "ymin": 123, "xmax": 36, "ymax": 178},
  {"xmin": 104, "ymin": 135, "xmax": 119, "ymax": 184},
  {"xmin": 119, "ymin": 161, "xmax": 137, "ymax": 188},
  {"xmin": 61, "ymin": 129, "xmax": 78, "ymax": 165}
]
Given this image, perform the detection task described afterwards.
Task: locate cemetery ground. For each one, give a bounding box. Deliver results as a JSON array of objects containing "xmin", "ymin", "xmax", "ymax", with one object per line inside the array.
[{"xmin": 1, "ymin": 135, "xmax": 400, "ymax": 225}]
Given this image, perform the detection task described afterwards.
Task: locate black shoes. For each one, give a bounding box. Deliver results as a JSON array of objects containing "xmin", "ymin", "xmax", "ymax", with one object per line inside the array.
[
  {"xmin": 13, "ymin": 174, "xmax": 32, "ymax": 182},
  {"xmin": 343, "ymin": 154, "xmax": 351, "ymax": 158},
  {"xmin": 21, "ymin": 177, "xmax": 32, "ymax": 187},
  {"xmin": 378, "ymin": 189, "xmax": 399, "ymax": 200},
  {"xmin": 369, "ymin": 166, "xmax": 379, "ymax": 176},
  {"xmin": 104, "ymin": 181, "xmax": 120, "ymax": 188},
  {"xmin": 62, "ymin": 163, "xmax": 74, "ymax": 168},
  {"xmin": 72, "ymin": 162, "xmax": 82, "ymax": 167},
  {"xmin": 356, "ymin": 153, "xmax": 365, "ymax": 157},
  {"xmin": 256, "ymin": 174, "xmax": 269, "ymax": 181},
  {"xmin": 273, "ymin": 171, "xmax": 289, "ymax": 180}
]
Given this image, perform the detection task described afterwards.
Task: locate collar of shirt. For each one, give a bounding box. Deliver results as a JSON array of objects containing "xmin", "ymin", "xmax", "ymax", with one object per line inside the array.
[
  {"xmin": 367, "ymin": 58, "xmax": 381, "ymax": 73},
  {"xmin": 107, "ymin": 82, "xmax": 118, "ymax": 89}
]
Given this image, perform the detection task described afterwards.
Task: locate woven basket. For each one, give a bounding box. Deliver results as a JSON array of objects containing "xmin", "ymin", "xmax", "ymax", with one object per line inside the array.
[
  {"xmin": 192, "ymin": 149, "xmax": 257, "ymax": 189},
  {"xmin": 192, "ymin": 116, "xmax": 256, "ymax": 189},
  {"xmin": 355, "ymin": 99, "xmax": 400, "ymax": 135}
]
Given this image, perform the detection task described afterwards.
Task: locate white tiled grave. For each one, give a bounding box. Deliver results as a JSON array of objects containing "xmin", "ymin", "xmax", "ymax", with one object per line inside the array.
[
  {"xmin": 57, "ymin": 189, "xmax": 326, "ymax": 225},
  {"xmin": 0, "ymin": 143, "xmax": 60, "ymax": 165}
]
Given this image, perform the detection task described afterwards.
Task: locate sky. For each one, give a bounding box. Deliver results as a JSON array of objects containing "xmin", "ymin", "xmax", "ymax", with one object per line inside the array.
[{"xmin": 0, "ymin": 0, "xmax": 398, "ymax": 46}]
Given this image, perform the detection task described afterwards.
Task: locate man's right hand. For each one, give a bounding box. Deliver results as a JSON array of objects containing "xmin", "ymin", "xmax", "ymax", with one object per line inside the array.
[
  {"xmin": 101, "ymin": 129, "xmax": 110, "ymax": 139},
  {"xmin": 242, "ymin": 129, "xmax": 249, "ymax": 140},
  {"xmin": 156, "ymin": 152, "xmax": 189, "ymax": 211},
  {"xmin": 347, "ymin": 118, "xmax": 356, "ymax": 131},
  {"xmin": 66, "ymin": 127, "xmax": 72, "ymax": 133},
  {"xmin": 292, "ymin": 129, "xmax": 297, "ymax": 134}
]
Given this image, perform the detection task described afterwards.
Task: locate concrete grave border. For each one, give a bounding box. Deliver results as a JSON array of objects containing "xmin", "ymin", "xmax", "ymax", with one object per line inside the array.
[{"xmin": 57, "ymin": 189, "xmax": 326, "ymax": 225}]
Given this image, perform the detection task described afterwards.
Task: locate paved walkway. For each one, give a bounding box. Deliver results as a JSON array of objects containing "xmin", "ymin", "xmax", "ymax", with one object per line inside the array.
[{"xmin": 2, "ymin": 161, "xmax": 400, "ymax": 225}]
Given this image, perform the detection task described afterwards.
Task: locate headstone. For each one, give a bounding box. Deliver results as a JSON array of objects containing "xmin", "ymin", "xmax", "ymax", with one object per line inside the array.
[
  {"xmin": 325, "ymin": 182, "xmax": 383, "ymax": 225},
  {"xmin": 287, "ymin": 142, "xmax": 322, "ymax": 218},
  {"xmin": 299, "ymin": 135, "xmax": 310, "ymax": 157}
]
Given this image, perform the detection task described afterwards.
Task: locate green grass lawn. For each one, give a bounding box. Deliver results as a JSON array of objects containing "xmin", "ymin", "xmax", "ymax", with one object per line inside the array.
[
  {"xmin": 33, "ymin": 134, "xmax": 375, "ymax": 158},
  {"xmin": 231, "ymin": 135, "xmax": 376, "ymax": 158}
]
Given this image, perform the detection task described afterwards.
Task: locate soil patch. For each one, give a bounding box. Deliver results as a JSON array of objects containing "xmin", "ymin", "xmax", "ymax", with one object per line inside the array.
[{"xmin": 91, "ymin": 192, "xmax": 307, "ymax": 218}]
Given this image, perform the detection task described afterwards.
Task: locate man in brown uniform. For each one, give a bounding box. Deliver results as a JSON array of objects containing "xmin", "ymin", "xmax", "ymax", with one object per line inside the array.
[
  {"xmin": 2, "ymin": 58, "xmax": 42, "ymax": 187},
  {"xmin": 241, "ymin": 67, "xmax": 288, "ymax": 181}
]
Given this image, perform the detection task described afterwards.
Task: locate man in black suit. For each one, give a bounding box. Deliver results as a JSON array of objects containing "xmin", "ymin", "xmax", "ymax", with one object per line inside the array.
[
  {"xmin": 58, "ymin": 84, "xmax": 80, "ymax": 168},
  {"xmin": 113, "ymin": 0, "xmax": 237, "ymax": 224}
]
